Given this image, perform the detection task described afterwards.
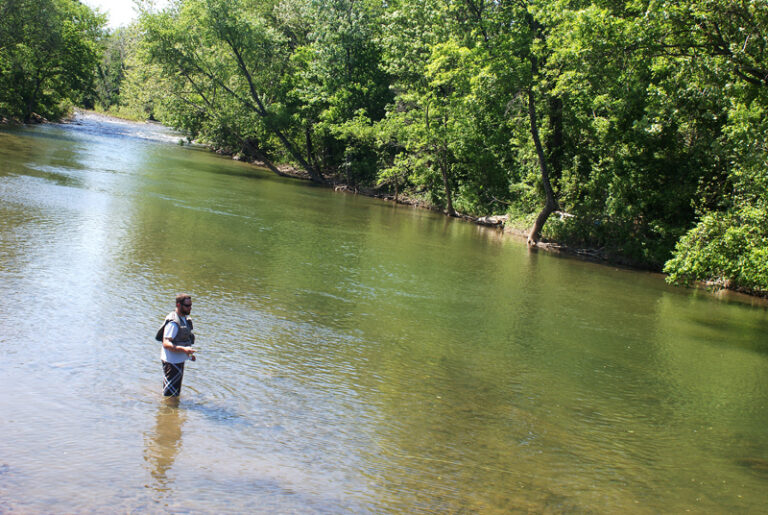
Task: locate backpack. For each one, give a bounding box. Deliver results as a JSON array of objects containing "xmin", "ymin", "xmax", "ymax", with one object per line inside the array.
[
  {"xmin": 155, "ymin": 320, "xmax": 169, "ymax": 342},
  {"xmin": 155, "ymin": 317, "xmax": 194, "ymax": 343}
]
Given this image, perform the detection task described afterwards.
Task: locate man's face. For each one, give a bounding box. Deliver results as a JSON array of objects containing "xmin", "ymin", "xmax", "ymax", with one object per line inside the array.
[{"xmin": 179, "ymin": 299, "xmax": 192, "ymax": 315}]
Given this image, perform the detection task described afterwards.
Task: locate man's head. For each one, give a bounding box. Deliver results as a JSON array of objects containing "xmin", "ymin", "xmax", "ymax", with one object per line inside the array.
[{"xmin": 176, "ymin": 294, "xmax": 192, "ymax": 316}]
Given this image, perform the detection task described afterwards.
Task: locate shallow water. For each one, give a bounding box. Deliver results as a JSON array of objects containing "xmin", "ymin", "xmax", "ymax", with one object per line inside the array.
[{"xmin": 1, "ymin": 113, "xmax": 767, "ymax": 513}]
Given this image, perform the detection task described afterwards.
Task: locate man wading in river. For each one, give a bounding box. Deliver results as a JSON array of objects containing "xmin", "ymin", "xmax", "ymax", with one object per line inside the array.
[{"xmin": 158, "ymin": 294, "xmax": 197, "ymax": 397}]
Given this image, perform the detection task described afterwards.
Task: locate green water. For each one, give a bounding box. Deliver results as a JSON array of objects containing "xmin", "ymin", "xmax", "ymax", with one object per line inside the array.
[{"xmin": 1, "ymin": 113, "xmax": 767, "ymax": 513}]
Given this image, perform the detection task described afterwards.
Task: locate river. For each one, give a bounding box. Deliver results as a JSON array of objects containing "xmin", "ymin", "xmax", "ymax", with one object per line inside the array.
[{"xmin": 1, "ymin": 112, "xmax": 767, "ymax": 513}]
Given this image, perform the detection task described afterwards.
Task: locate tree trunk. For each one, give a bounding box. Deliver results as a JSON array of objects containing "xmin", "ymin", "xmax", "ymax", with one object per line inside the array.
[
  {"xmin": 272, "ymin": 128, "xmax": 324, "ymax": 183},
  {"xmin": 547, "ymin": 95, "xmax": 563, "ymax": 184},
  {"xmin": 305, "ymin": 125, "xmax": 320, "ymax": 173},
  {"xmin": 527, "ymin": 86, "xmax": 559, "ymax": 245},
  {"xmin": 225, "ymin": 39, "xmax": 325, "ymax": 183},
  {"xmin": 394, "ymin": 179, "xmax": 398, "ymax": 203},
  {"xmin": 242, "ymin": 138, "xmax": 291, "ymax": 178},
  {"xmin": 252, "ymin": 150, "xmax": 291, "ymax": 178},
  {"xmin": 440, "ymin": 153, "xmax": 456, "ymax": 216}
]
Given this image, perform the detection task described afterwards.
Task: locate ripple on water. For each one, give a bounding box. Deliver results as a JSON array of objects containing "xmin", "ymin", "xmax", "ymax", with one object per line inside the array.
[{"xmin": 4, "ymin": 116, "xmax": 768, "ymax": 514}]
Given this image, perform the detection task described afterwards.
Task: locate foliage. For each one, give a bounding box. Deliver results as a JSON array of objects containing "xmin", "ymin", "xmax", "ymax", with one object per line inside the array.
[
  {"xmin": 93, "ymin": 28, "xmax": 131, "ymax": 110},
  {"xmin": 8, "ymin": 0, "xmax": 765, "ymax": 292},
  {"xmin": 664, "ymin": 96, "xmax": 768, "ymax": 293},
  {"xmin": 0, "ymin": 0, "xmax": 105, "ymax": 121},
  {"xmin": 664, "ymin": 207, "xmax": 768, "ymax": 294}
]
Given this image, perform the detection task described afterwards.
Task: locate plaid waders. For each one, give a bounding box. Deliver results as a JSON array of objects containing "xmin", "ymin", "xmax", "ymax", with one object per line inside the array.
[{"xmin": 162, "ymin": 361, "xmax": 185, "ymax": 396}]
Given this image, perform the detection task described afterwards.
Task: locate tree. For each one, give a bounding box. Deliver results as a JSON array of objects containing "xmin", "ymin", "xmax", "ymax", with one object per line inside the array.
[
  {"xmin": 0, "ymin": 0, "xmax": 105, "ymax": 121},
  {"xmin": 140, "ymin": 0, "xmax": 324, "ymax": 181},
  {"xmin": 94, "ymin": 28, "xmax": 131, "ymax": 110},
  {"xmin": 657, "ymin": 0, "xmax": 768, "ymax": 292},
  {"xmin": 282, "ymin": 0, "xmax": 392, "ymax": 185},
  {"xmin": 664, "ymin": 59, "xmax": 766, "ymax": 287},
  {"xmin": 376, "ymin": 0, "xmax": 524, "ymax": 217}
]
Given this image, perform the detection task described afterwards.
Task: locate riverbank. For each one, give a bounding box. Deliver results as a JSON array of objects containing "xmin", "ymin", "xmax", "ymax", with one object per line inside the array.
[
  {"xmin": 0, "ymin": 113, "xmax": 46, "ymax": 125},
  {"xmin": 29, "ymin": 109, "xmax": 766, "ymax": 302},
  {"xmin": 241, "ymin": 159, "xmax": 768, "ymax": 302},
  {"xmin": 195, "ymin": 135, "xmax": 768, "ymax": 303}
]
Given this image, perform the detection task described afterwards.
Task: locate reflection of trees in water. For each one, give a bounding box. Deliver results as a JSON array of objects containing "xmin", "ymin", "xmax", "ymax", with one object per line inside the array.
[{"xmin": 143, "ymin": 400, "xmax": 186, "ymax": 493}]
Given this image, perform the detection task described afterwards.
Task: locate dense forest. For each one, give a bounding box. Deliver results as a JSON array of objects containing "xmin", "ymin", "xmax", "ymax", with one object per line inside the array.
[{"xmin": 1, "ymin": 0, "xmax": 767, "ymax": 295}]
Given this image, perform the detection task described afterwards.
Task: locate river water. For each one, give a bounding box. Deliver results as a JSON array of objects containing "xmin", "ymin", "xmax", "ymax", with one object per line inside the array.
[{"xmin": 1, "ymin": 113, "xmax": 767, "ymax": 513}]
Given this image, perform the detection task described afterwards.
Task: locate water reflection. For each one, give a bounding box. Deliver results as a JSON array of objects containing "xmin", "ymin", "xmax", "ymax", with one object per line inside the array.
[
  {"xmin": 2, "ymin": 114, "xmax": 768, "ymax": 513},
  {"xmin": 144, "ymin": 400, "xmax": 186, "ymax": 494}
]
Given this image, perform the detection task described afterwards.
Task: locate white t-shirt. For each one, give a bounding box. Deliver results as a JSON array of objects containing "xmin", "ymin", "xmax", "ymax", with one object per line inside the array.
[{"xmin": 160, "ymin": 317, "xmax": 190, "ymax": 364}]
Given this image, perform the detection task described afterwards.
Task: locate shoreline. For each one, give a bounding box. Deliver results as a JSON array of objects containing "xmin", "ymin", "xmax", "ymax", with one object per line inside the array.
[
  {"xmin": 245, "ymin": 158, "xmax": 768, "ymax": 303},
  {"xmin": 245, "ymin": 158, "xmax": 768, "ymax": 304},
  {"xmin": 15, "ymin": 109, "xmax": 765, "ymax": 304}
]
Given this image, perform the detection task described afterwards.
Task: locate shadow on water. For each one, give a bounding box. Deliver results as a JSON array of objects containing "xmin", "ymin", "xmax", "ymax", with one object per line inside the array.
[
  {"xmin": 180, "ymin": 397, "xmax": 253, "ymax": 427},
  {"xmin": 736, "ymin": 457, "xmax": 768, "ymax": 478},
  {"xmin": 696, "ymin": 330, "xmax": 768, "ymax": 357},
  {"xmin": 1, "ymin": 124, "xmax": 85, "ymax": 146},
  {"xmin": 198, "ymin": 162, "xmax": 276, "ymax": 181}
]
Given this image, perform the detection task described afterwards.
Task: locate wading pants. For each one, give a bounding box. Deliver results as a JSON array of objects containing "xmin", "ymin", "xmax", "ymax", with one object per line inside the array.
[{"xmin": 162, "ymin": 361, "xmax": 185, "ymax": 397}]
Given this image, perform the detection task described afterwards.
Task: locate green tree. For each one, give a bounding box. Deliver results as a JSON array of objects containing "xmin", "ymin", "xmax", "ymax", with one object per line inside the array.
[
  {"xmin": 281, "ymin": 0, "xmax": 392, "ymax": 185},
  {"xmin": 140, "ymin": 0, "xmax": 325, "ymax": 181},
  {"xmin": 0, "ymin": 0, "xmax": 105, "ymax": 121},
  {"xmin": 376, "ymin": 0, "xmax": 523, "ymax": 216},
  {"xmin": 94, "ymin": 28, "xmax": 131, "ymax": 110}
]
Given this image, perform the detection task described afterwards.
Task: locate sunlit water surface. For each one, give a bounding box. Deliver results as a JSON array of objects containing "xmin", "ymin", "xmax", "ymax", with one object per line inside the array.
[{"xmin": 1, "ymin": 112, "xmax": 767, "ymax": 513}]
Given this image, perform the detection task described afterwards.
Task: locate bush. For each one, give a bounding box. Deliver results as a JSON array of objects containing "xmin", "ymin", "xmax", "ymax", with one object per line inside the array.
[{"xmin": 664, "ymin": 206, "xmax": 768, "ymax": 294}]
